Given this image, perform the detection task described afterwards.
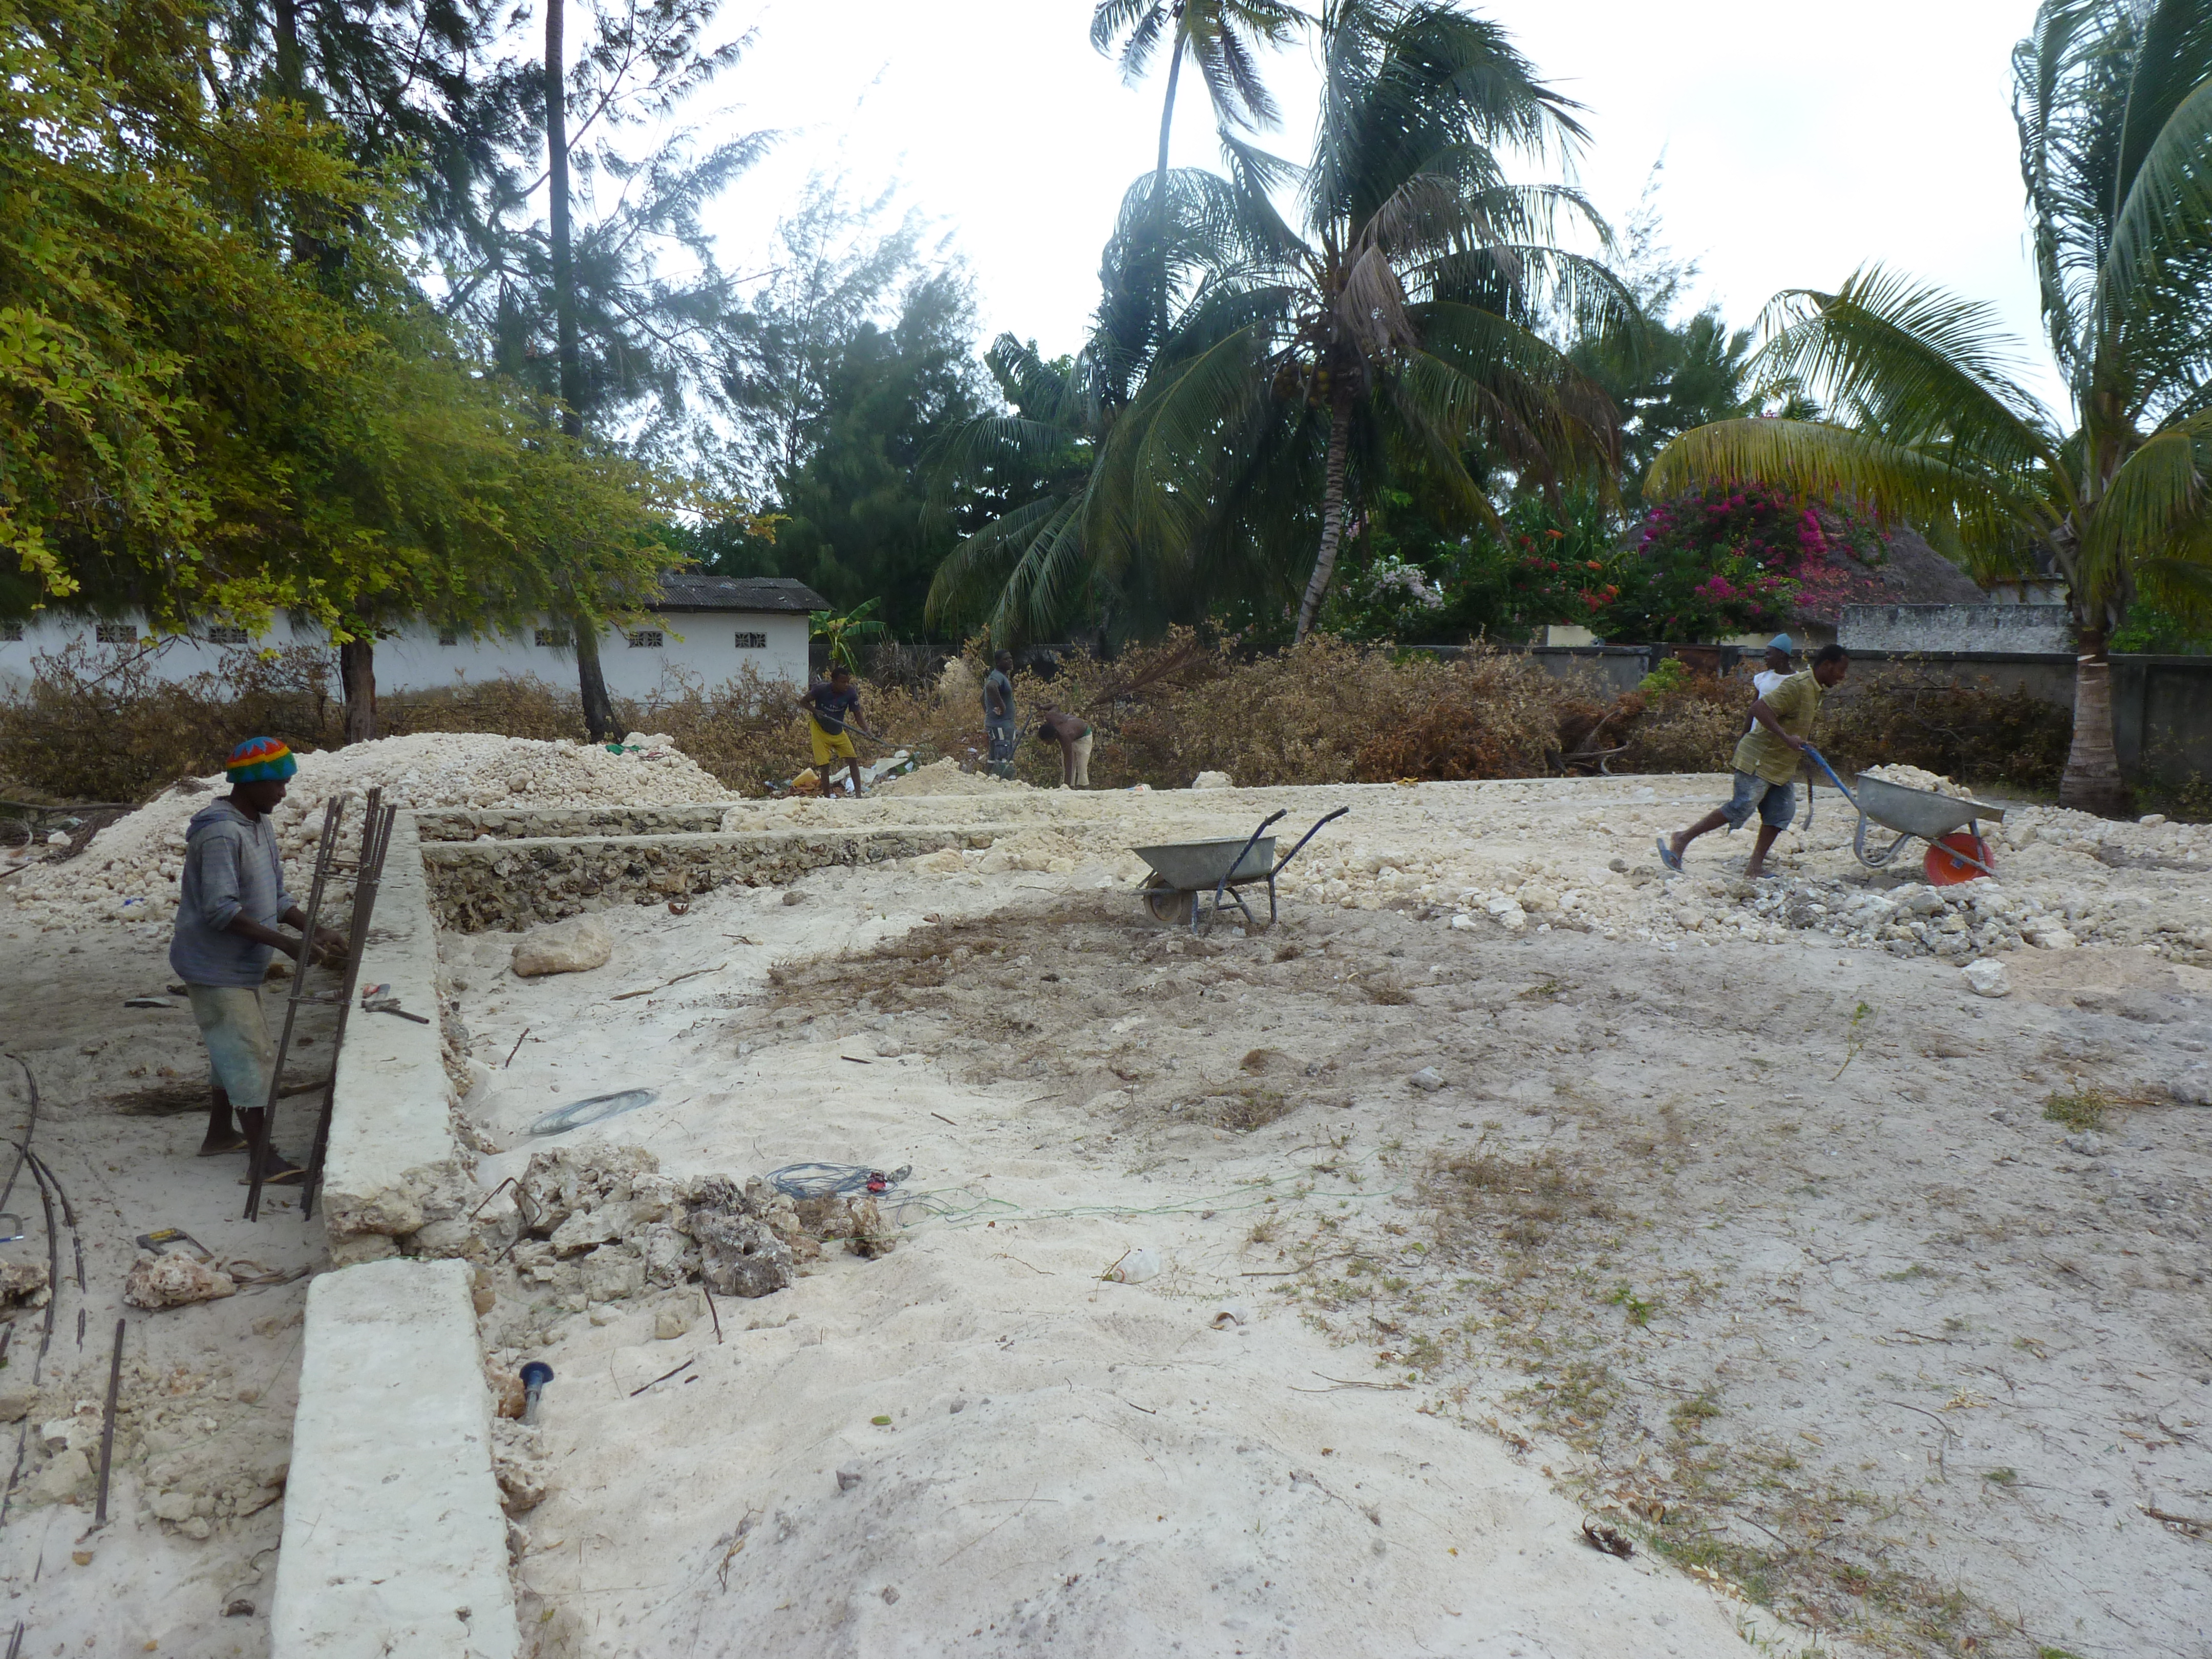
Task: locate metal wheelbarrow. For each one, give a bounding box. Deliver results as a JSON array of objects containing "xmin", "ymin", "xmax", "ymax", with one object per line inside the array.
[
  {"xmin": 1131, "ymin": 808, "xmax": 1349, "ymax": 933},
  {"xmin": 1803, "ymin": 748, "xmax": 2005, "ymax": 884}
]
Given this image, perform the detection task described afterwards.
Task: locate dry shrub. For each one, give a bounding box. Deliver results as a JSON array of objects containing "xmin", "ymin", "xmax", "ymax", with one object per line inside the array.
[
  {"xmin": 1816, "ymin": 663, "xmax": 2070, "ymax": 789},
  {"xmin": 1429, "ymin": 1148, "xmax": 1614, "ymax": 1252},
  {"xmin": 1618, "ymin": 673, "xmax": 1754, "ymax": 774},
  {"xmin": 1206, "ymin": 1087, "xmax": 1294, "ymax": 1131},
  {"xmin": 1084, "ymin": 632, "xmax": 1560, "ymax": 787},
  {"xmin": 0, "ymin": 640, "xmax": 340, "ymax": 802}
]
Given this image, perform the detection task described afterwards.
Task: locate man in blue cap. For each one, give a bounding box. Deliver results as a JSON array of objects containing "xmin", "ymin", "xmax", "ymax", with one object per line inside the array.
[{"xmin": 1752, "ymin": 635, "xmax": 1794, "ymax": 698}]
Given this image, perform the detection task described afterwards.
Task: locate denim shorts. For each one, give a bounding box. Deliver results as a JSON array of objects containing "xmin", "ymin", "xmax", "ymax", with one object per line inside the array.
[
  {"xmin": 185, "ymin": 984, "xmax": 275, "ymax": 1106},
  {"xmin": 1719, "ymin": 770, "xmax": 1796, "ymax": 832}
]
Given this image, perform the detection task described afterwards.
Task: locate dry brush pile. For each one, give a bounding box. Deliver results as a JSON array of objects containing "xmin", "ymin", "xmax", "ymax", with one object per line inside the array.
[{"xmin": 3, "ymin": 630, "xmax": 2084, "ymax": 806}]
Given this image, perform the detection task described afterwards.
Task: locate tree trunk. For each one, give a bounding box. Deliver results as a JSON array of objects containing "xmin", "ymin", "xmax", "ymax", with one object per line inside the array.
[
  {"xmin": 546, "ymin": 0, "xmax": 582, "ymax": 442},
  {"xmin": 1294, "ymin": 388, "xmax": 1355, "ymax": 643},
  {"xmin": 2059, "ymin": 627, "xmax": 2128, "ymax": 816},
  {"xmin": 271, "ymin": 0, "xmax": 304, "ymax": 102},
  {"xmin": 339, "ymin": 637, "xmax": 376, "ymax": 747},
  {"xmin": 1148, "ymin": 32, "xmax": 1184, "ymax": 349},
  {"xmin": 575, "ymin": 620, "xmax": 622, "ymax": 743},
  {"xmin": 546, "ymin": 0, "xmax": 611, "ymax": 737}
]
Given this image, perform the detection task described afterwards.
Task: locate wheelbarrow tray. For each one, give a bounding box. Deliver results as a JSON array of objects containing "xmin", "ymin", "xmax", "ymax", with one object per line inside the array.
[
  {"xmin": 1132, "ymin": 836, "xmax": 1277, "ymax": 893},
  {"xmin": 1848, "ymin": 775, "xmax": 2007, "ymax": 840}
]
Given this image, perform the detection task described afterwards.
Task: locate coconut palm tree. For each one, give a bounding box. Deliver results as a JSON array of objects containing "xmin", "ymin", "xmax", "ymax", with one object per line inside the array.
[
  {"xmin": 924, "ymin": 165, "xmax": 1271, "ymax": 641},
  {"xmin": 1648, "ymin": 0, "xmax": 2212, "ymax": 816},
  {"xmin": 1091, "ymin": 0, "xmax": 1303, "ymax": 346},
  {"xmin": 1097, "ymin": 0, "xmax": 1627, "ymax": 641}
]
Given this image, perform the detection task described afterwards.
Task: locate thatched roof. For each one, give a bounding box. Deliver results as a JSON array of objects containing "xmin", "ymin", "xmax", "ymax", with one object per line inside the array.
[{"xmin": 1788, "ymin": 524, "xmax": 1986, "ymax": 627}]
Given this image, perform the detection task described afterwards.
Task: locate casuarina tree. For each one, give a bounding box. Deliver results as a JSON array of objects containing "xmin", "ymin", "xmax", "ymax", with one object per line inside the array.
[{"xmin": 1649, "ymin": 0, "xmax": 2212, "ymax": 815}]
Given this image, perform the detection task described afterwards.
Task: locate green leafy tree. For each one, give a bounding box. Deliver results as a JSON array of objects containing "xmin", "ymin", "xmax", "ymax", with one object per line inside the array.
[
  {"xmin": 921, "ymin": 165, "xmax": 1247, "ymax": 644},
  {"xmin": 809, "ymin": 598, "xmax": 883, "ymax": 672},
  {"xmin": 1650, "ymin": 0, "xmax": 2212, "ymax": 814},
  {"xmin": 700, "ymin": 188, "xmax": 984, "ymax": 627},
  {"xmin": 0, "ymin": 0, "xmax": 674, "ymax": 741},
  {"xmin": 1095, "ymin": 0, "xmax": 1627, "ymax": 644}
]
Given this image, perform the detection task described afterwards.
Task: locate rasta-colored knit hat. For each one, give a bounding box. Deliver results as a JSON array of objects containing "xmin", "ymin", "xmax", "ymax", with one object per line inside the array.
[{"xmin": 225, "ymin": 736, "xmax": 297, "ymax": 784}]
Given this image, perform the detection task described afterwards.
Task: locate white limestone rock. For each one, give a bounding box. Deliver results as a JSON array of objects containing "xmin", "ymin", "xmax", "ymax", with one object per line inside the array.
[
  {"xmin": 1960, "ymin": 959, "xmax": 2012, "ymax": 998},
  {"xmin": 123, "ymin": 1252, "xmax": 236, "ymax": 1309},
  {"xmin": 511, "ymin": 914, "xmax": 613, "ymax": 977}
]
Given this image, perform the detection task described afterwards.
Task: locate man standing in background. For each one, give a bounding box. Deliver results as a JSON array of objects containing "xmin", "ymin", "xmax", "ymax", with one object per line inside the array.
[
  {"xmin": 1752, "ymin": 635, "xmax": 1794, "ymax": 697},
  {"xmin": 800, "ymin": 666, "xmax": 868, "ymax": 797},
  {"xmin": 983, "ymin": 650, "xmax": 1017, "ymax": 779}
]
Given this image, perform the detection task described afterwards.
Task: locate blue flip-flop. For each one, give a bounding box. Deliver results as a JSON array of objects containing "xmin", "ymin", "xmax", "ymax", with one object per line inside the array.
[{"xmin": 1655, "ymin": 836, "xmax": 1684, "ymax": 873}]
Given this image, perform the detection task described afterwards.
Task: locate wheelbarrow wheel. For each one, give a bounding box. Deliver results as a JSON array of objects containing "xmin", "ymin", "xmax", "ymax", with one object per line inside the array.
[
  {"xmin": 1924, "ymin": 832, "xmax": 1993, "ymax": 886},
  {"xmin": 1143, "ymin": 888, "xmax": 1194, "ymax": 926}
]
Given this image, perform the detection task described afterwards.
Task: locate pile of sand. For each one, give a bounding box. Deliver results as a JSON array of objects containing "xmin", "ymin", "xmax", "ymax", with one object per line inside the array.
[
  {"xmin": 871, "ymin": 757, "xmax": 1032, "ymax": 798},
  {"xmin": 6, "ymin": 733, "xmax": 730, "ymax": 930}
]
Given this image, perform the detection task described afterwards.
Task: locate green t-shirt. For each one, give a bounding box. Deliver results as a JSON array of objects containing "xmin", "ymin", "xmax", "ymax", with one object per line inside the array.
[{"xmin": 1731, "ymin": 669, "xmax": 1823, "ymax": 784}]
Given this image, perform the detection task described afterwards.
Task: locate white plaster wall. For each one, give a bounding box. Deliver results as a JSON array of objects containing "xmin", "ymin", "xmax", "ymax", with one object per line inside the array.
[{"xmin": 0, "ymin": 610, "xmax": 809, "ymax": 700}]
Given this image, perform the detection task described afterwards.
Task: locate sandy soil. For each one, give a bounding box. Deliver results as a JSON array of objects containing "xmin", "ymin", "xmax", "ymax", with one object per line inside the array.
[
  {"xmin": 0, "ymin": 917, "xmax": 330, "ymax": 1657},
  {"xmin": 446, "ymin": 776, "xmax": 2212, "ymax": 1659}
]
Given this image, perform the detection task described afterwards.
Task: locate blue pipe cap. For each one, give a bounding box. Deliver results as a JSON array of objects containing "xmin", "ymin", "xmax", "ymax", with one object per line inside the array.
[{"xmin": 520, "ymin": 1362, "xmax": 554, "ymax": 1387}]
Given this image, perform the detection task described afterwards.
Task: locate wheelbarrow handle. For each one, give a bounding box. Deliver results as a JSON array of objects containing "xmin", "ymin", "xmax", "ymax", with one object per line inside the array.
[
  {"xmin": 1802, "ymin": 746, "xmax": 1854, "ymax": 801},
  {"xmin": 1273, "ymin": 806, "xmax": 1350, "ymax": 874},
  {"xmin": 1222, "ymin": 812, "xmax": 1286, "ymax": 883},
  {"xmin": 1211, "ymin": 812, "xmax": 1287, "ymax": 926}
]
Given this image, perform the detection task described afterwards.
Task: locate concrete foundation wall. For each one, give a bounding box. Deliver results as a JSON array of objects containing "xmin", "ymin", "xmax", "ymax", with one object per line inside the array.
[
  {"xmin": 423, "ymin": 824, "xmax": 1004, "ymax": 931},
  {"xmin": 415, "ymin": 804, "xmax": 733, "ymax": 842},
  {"xmin": 321, "ymin": 813, "xmax": 478, "ymax": 1264},
  {"xmin": 272, "ymin": 1258, "xmax": 518, "ymax": 1659}
]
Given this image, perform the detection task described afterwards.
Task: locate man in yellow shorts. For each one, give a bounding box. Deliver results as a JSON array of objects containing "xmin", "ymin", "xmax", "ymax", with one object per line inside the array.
[{"xmin": 800, "ymin": 665, "xmax": 867, "ymax": 796}]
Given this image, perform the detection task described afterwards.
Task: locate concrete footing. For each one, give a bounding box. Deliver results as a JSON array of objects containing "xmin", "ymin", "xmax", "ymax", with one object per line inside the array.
[{"xmin": 271, "ymin": 1257, "xmax": 518, "ymax": 1658}]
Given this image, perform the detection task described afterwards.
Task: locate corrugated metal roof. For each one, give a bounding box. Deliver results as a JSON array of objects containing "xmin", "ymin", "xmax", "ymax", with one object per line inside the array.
[{"xmin": 650, "ymin": 573, "xmax": 827, "ymax": 613}]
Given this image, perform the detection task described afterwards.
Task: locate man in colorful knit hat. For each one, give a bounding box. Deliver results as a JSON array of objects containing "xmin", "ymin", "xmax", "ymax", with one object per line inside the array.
[{"xmin": 169, "ymin": 738, "xmax": 344, "ymax": 1181}]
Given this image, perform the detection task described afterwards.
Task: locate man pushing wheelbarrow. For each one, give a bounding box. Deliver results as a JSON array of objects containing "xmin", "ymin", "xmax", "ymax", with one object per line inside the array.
[{"xmin": 1659, "ymin": 644, "xmax": 1851, "ymax": 879}]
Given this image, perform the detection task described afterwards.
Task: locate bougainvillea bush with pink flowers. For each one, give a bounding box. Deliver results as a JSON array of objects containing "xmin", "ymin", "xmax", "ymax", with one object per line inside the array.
[{"xmin": 1592, "ymin": 484, "xmax": 1887, "ymax": 643}]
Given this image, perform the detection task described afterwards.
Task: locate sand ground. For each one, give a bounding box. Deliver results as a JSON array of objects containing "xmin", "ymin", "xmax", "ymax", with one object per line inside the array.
[
  {"xmin": 0, "ymin": 918, "xmax": 330, "ymax": 1657},
  {"xmin": 445, "ymin": 777, "xmax": 2210, "ymax": 1659},
  {"xmin": 0, "ymin": 770, "xmax": 2204, "ymax": 1659}
]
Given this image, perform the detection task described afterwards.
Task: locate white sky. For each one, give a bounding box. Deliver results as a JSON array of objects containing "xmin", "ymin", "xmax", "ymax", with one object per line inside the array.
[{"xmin": 699, "ymin": 0, "xmax": 2065, "ymax": 417}]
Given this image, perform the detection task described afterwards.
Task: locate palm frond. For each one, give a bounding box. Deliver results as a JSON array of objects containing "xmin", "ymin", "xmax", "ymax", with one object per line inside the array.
[
  {"xmin": 1754, "ymin": 270, "xmax": 2069, "ymax": 491},
  {"xmin": 2097, "ymin": 78, "xmax": 2212, "ymax": 408},
  {"xmin": 2078, "ymin": 419, "xmax": 2212, "ymax": 593}
]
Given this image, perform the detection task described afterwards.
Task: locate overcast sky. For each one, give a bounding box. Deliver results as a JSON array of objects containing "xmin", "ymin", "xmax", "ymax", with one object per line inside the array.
[{"xmin": 698, "ymin": 0, "xmax": 2064, "ymax": 415}]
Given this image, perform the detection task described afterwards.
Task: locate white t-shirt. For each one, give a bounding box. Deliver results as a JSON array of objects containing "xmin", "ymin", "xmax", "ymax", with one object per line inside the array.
[{"xmin": 1752, "ymin": 668, "xmax": 1790, "ymax": 698}]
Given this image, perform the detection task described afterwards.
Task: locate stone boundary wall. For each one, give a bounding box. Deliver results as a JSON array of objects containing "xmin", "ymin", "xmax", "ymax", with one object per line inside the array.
[
  {"xmin": 422, "ymin": 825, "xmax": 1002, "ymax": 932},
  {"xmin": 415, "ymin": 803, "xmax": 731, "ymax": 841},
  {"xmin": 1840, "ymin": 603, "xmax": 2075, "ymax": 655}
]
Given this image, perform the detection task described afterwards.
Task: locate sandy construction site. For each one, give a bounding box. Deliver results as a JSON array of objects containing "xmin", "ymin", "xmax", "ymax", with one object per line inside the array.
[{"xmin": 2, "ymin": 741, "xmax": 2209, "ymax": 1658}]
